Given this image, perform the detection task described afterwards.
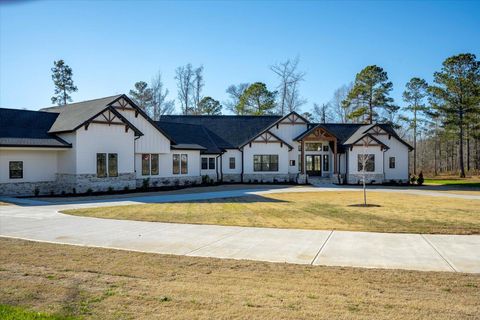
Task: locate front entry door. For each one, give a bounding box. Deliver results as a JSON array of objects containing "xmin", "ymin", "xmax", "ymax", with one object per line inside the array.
[{"xmin": 306, "ymin": 155, "xmax": 322, "ymax": 176}]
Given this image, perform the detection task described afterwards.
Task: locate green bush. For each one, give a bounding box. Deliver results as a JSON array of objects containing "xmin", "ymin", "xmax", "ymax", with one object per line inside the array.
[{"xmin": 417, "ymin": 172, "xmax": 424, "ymax": 186}]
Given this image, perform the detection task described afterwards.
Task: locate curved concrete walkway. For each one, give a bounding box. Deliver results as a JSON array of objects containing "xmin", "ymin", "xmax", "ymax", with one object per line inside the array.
[{"xmin": 1, "ymin": 186, "xmax": 479, "ymax": 273}]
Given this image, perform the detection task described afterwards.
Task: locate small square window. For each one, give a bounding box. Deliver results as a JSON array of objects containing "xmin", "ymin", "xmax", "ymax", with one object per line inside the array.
[
  {"xmin": 323, "ymin": 145, "xmax": 329, "ymax": 152},
  {"xmin": 290, "ymin": 160, "xmax": 296, "ymax": 166},
  {"xmin": 9, "ymin": 161, "xmax": 23, "ymax": 179}
]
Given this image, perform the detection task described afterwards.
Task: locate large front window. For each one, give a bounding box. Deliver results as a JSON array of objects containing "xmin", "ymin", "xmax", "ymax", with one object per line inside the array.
[
  {"xmin": 358, "ymin": 154, "xmax": 375, "ymax": 172},
  {"xmin": 9, "ymin": 161, "xmax": 23, "ymax": 179},
  {"xmin": 97, "ymin": 153, "xmax": 118, "ymax": 178},
  {"xmin": 142, "ymin": 154, "xmax": 159, "ymax": 176},
  {"xmin": 253, "ymin": 155, "xmax": 279, "ymax": 172},
  {"xmin": 173, "ymin": 154, "xmax": 188, "ymax": 174}
]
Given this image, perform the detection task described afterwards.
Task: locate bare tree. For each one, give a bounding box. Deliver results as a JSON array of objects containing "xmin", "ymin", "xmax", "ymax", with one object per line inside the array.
[
  {"xmin": 271, "ymin": 56, "xmax": 306, "ymax": 114},
  {"xmin": 331, "ymin": 83, "xmax": 353, "ymax": 123},
  {"xmin": 312, "ymin": 103, "xmax": 334, "ymax": 123},
  {"xmin": 175, "ymin": 63, "xmax": 195, "ymax": 115},
  {"xmin": 192, "ymin": 66, "xmax": 204, "ymax": 114},
  {"xmin": 150, "ymin": 71, "xmax": 175, "ymax": 120},
  {"xmin": 225, "ymin": 83, "xmax": 249, "ymax": 114}
]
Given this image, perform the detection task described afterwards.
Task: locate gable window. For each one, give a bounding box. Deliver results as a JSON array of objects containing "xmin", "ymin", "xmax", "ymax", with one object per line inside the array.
[
  {"xmin": 97, "ymin": 153, "xmax": 118, "ymax": 178},
  {"xmin": 173, "ymin": 154, "xmax": 188, "ymax": 174},
  {"xmin": 142, "ymin": 154, "xmax": 159, "ymax": 176},
  {"xmin": 108, "ymin": 153, "xmax": 118, "ymax": 177},
  {"xmin": 323, "ymin": 154, "xmax": 329, "ymax": 172},
  {"xmin": 305, "ymin": 143, "xmax": 322, "ymax": 151},
  {"xmin": 358, "ymin": 154, "xmax": 375, "ymax": 172},
  {"xmin": 229, "ymin": 157, "xmax": 235, "ymax": 169},
  {"xmin": 389, "ymin": 157, "xmax": 396, "ymax": 169},
  {"xmin": 9, "ymin": 161, "xmax": 23, "ymax": 179},
  {"xmin": 97, "ymin": 154, "xmax": 107, "ymax": 177},
  {"xmin": 253, "ymin": 155, "xmax": 279, "ymax": 172}
]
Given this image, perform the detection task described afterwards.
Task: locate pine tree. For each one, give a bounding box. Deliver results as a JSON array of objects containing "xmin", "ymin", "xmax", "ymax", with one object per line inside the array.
[
  {"xmin": 343, "ymin": 65, "xmax": 398, "ymax": 124},
  {"xmin": 129, "ymin": 81, "xmax": 153, "ymax": 112},
  {"xmin": 51, "ymin": 60, "xmax": 78, "ymax": 105},
  {"xmin": 403, "ymin": 77, "xmax": 429, "ymax": 174},
  {"xmin": 429, "ymin": 53, "xmax": 480, "ymax": 178},
  {"xmin": 198, "ymin": 97, "xmax": 222, "ymax": 115},
  {"xmin": 237, "ymin": 82, "xmax": 277, "ymax": 115}
]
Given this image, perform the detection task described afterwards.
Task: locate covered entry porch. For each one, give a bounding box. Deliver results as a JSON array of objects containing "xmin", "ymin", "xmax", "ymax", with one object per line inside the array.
[{"xmin": 296, "ymin": 125, "xmax": 339, "ymax": 180}]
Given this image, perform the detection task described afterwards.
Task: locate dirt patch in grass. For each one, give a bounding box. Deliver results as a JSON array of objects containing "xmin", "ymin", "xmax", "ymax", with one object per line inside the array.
[
  {"xmin": 0, "ymin": 238, "xmax": 479, "ymax": 319},
  {"xmin": 64, "ymin": 191, "xmax": 480, "ymax": 234}
]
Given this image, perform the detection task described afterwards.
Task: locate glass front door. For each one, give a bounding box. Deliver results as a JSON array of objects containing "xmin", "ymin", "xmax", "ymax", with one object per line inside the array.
[{"xmin": 306, "ymin": 155, "xmax": 322, "ymax": 176}]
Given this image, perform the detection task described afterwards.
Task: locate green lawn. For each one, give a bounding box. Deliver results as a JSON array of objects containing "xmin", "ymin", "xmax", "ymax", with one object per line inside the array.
[
  {"xmin": 0, "ymin": 305, "xmax": 77, "ymax": 320},
  {"xmin": 424, "ymin": 177, "xmax": 480, "ymax": 188},
  {"xmin": 64, "ymin": 191, "xmax": 480, "ymax": 235}
]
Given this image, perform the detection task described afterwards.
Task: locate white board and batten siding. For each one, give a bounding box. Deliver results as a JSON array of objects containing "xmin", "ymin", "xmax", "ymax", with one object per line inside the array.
[
  {"xmin": 75, "ymin": 122, "xmax": 135, "ymax": 175},
  {"xmin": 112, "ymin": 98, "xmax": 171, "ymax": 154}
]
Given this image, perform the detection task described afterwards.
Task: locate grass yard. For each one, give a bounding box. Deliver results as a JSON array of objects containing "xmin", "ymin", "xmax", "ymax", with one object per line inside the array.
[
  {"xmin": 424, "ymin": 177, "xmax": 480, "ymax": 188},
  {"xmin": 0, "ymin": 304, "xmax": 77, "ymax": 320},
  {"xmin": 64, "ymin": 191, "xmax": 480, "ymax": 234},
  {"xmin": 0, "ymin": 238, "xmax": 479, "ymax": 319}
]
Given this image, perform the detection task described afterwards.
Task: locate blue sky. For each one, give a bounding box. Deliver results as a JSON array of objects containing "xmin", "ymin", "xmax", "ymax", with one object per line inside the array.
[{"xmin": 1, "ymin": 0, "xmax": 479, "ymax": 113}]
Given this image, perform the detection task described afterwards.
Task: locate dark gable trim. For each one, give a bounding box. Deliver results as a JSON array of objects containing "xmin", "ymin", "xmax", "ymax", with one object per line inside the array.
[
  {"xmin": 346, "ymin": 133, "xmax": 389, "ymax": 150},
  {"xmin": 237, "ymin": 111, "xmax": 304, "ymax": 148},
  {"xmin": 293, "ymin": 123, "xmax": 339, "ymax": 141},
  {"xmin": 109, "ymin": 95, "xmax": 177, "ymax": 144},
  {"xmin": 52, "ymin": 105, "xmax": 144, "ymax": 137},
  {"xmin": 239, "ymin": 129, "xmax": 294, "ymax": 151},
  {"xmin": 364, "ymin": 123, "xmax": 413, "ymax": 151}
]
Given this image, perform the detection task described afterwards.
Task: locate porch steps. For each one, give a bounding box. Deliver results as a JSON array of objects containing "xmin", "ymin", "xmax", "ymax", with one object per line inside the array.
[{"xmin": 308, "ymin": 176, "xmax": 337, "ymax": 186}]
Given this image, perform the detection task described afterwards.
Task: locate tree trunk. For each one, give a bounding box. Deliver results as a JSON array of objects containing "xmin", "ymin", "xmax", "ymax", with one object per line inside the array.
[
  {"xmin": 459, "ymin": 112, "xmax": 466, "ymax": 178},
  {"xmin": 413, "ymin": 109, "xmax": 417, "ymax": 175}
]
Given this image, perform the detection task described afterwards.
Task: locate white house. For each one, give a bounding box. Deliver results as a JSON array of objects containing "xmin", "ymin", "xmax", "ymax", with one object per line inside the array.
[{"xmin": 0, "ymin": 94, "xmax": 412, "ymax": 196}]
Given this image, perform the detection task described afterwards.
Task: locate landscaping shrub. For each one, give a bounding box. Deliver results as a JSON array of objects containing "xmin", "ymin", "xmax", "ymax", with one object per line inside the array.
[
  {"xmin": 417, "ymin": 172, "xmax": 424, "ymax": 186},
  {"xmin": 33, "ymin": 187, "xmax": 40, "ymax": 197}
]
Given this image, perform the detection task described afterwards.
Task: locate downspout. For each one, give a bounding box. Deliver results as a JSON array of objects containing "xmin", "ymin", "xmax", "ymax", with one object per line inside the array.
[
  {"xmin": 134, "ymin": 136, "xmax": 140, "ymax": 182},
  {"xmin": 240, "ymin": 148, "xmax": 244, "ymax": 183},
  {"xmin": 215, "ymin": 153, "xmax": 223, "ymax": 183}
]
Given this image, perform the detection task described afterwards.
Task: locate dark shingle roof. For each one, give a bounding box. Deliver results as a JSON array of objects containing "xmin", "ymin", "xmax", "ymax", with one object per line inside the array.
[
  {"xmin": 157, "ymin": 122, "xmax": 222, "ymax": 154},
  {"xmin": 0, "ymin": 108, "xmax": 71, "ymax": 148},
  {"xmin": 158, "ymin": 115, "xmax": 281, "ymax": 149},
  {"xmin": 41, "ymin": 95, "xmax": 123, "ymax": 133}
]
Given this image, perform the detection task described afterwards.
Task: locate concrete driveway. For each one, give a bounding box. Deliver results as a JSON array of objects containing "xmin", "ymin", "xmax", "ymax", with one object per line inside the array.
[{"xmin": 1, "ymin": 186, "xmax": 479, "ymax": 273}]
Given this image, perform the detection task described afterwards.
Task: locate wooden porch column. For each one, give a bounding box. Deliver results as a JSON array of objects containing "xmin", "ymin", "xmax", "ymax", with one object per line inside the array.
[
  {"xmin": 301, "ymin": 139, "xmax": 305, "ymax": 174},
  {"xmin": 334, "ymin": 138, "xmax": 338, "ymax": 174}
]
